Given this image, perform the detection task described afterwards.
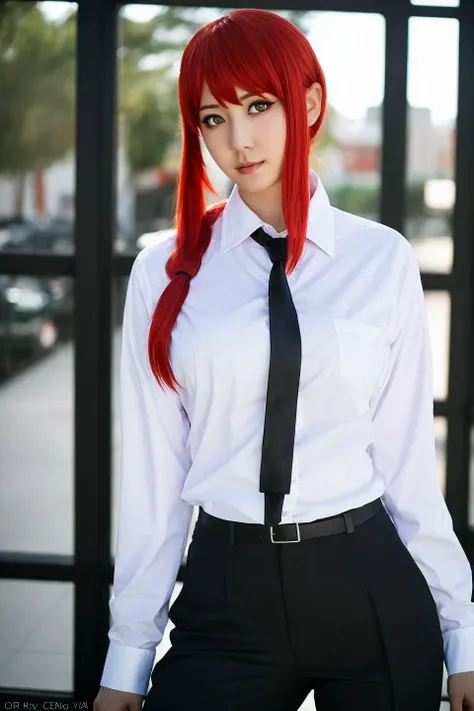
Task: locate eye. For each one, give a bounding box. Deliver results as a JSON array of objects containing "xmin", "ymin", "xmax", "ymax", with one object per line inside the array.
[
  {"xmin": 201, "ymin": 100, "xmax": 274, "ymax": 128},
  {"xmin": 201, "ymin": 114, "xmax": 225, "ymax": 128},
  {"xmin": 249, "ymin": 100, "xmax": 273, "ymax": 114}
]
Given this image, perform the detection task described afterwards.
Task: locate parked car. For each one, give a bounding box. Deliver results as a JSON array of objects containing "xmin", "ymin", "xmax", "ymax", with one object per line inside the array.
[
  {"xmin": 0, "ymin": 217, "xmax": 73, "ymax": 253},
  {"xmin": 0, "ymin": 217, "xmax": 75, "ymax": 339},
  {"xmin": 38, "ymin": 276, "xmax": 74, "ymax": 340},
  {"xmin": 0, "ymin": 276, "xmax": 59, "ymax": 375}
]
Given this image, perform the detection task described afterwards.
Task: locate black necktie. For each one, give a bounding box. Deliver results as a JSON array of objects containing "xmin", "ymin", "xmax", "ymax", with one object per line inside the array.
[{"xmin": 250, "ymin": 227, "xmax": 302, "ymax": 526}]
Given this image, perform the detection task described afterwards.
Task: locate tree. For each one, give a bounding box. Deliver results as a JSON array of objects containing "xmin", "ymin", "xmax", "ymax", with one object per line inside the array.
[
  {"xmin": 118, "ymin": 7, "xmax": 202, "ymax": 174},
  {"xmin": 0, "ymin": 3, "xmax": 336, "ymax": 216},
  {"xmin": 0, "ymin": 3, "xmax": 201, "ymax": 214},
  {"xmin": 0, "ymin": 2, "xmax": 76, "ymax": 214}
]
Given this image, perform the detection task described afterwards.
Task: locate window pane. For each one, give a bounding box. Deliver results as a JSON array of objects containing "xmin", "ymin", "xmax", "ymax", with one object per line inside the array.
[
  {"xmin": 0, "ymin": 581, "xmax": 73, "ymax": 691},
  {"xmin": 116, "ymin": 4, "xmax": 212, "ymax": 254},
  {"xmin": 425, "ymin": 291, "xmax": 450, "ymax": 401},
  {"xmin": 0, "ymin": 275, "xmax": 74, "ymax": 554},
  {"xmin": 306, "ymin": 12, "xmax": 385, "ymax": 222},
  {"xmin": 0, "ymin": 3, "xmax": 77, "ymax": 254},
  {"xmin": 405, "ymin": 18, "xmax": 459, "ymax": 273}
]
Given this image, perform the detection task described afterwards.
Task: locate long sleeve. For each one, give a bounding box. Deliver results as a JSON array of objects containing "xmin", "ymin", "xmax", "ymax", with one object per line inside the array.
[
  {"xmin": 100, "ymin": 251, "xmax": 194, "ymax": 695},
  {"xmin": 369, "ymin": 237, "xmax": 474, "ymax": 677}
]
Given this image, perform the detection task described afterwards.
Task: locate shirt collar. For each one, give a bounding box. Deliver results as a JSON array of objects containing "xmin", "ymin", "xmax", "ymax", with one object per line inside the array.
[{"xmin": 220, "ymin": 169, "xmax": 335, "ymax": 257}]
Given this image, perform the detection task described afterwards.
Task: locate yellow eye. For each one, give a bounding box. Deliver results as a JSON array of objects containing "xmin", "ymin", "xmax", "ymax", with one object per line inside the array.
[
  {"xmin": 249, "ymin": 101, "xmax": 272, "ymax": 113},
  {"xmin": 201, "ymin": 100, "xmax": 273, "ymax": 129},
  {"xmin": 202, "ymin": 115, "xmax": 224, "ymax": 128}
]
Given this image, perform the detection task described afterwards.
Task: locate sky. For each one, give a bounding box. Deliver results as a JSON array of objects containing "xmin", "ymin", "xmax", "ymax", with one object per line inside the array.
[{"xmin": 40, "ymin": 2, "xmax": 459, "ymax": 123}]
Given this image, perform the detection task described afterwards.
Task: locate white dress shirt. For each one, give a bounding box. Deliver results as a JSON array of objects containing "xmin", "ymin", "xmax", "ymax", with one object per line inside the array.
[{"xmin": 100, "ymin": 169, "xmax": 474, "ymax": 695}]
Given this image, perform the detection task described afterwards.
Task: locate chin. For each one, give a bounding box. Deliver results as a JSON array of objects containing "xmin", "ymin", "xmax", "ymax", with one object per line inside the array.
[{"xmin": 235, "ymin": 172, "xmax": 278, "ymax": 194}]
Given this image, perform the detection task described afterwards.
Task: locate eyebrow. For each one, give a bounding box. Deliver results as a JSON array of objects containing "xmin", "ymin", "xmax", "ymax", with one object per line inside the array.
[{"xmin": 199, "ymin": 92, "xmax": 256, "ymax": 112}]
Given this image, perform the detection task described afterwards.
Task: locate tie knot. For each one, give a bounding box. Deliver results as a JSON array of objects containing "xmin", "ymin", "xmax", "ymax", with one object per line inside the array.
[{"xmin": 250, "ymin": 227, "xmax": 287, "ymax": 264}]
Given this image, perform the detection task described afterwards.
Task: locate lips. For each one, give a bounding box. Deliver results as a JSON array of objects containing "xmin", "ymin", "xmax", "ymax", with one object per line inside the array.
[{"xmin": 237, "ymin": 161, "xmax": 264, "ymax": 174}]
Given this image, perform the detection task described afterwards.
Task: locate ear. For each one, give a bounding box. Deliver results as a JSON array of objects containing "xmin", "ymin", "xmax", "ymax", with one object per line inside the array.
[{"xmin": 306, "ymin": 82, "xmax": 322, "ymax": 127}]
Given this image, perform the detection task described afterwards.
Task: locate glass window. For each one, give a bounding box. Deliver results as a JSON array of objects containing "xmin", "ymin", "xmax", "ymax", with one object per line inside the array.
[
  {"xmin": 116, "ymin": 5, "xmax": 219, "ymax": 255},
  {"xmin": 0, "ymin": 2, "xmax": 76, "ymax": 554},
  {"xmin": 0, "ymin": 581, "xmax": 73, "ymax": 691},
  {"xmin": 0, "ymin": 275, "xmax": 74, "ymax": 554},
  {"xmin": 405, "ymin": 17, "xmax": 459, "ymax": 273},
  {"xmin": 0, "ymin": 3, "xmax": 77, "ymax": 254},
  {"xmin": 305, "ymin": 12, "xmax": 385, "ymax": 222},
  {"xmin": 425, "ymin": 291, "xmax": 451, "ymax": 402}
]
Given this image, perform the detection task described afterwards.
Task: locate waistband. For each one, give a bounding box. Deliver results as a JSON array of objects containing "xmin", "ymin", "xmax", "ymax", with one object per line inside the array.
[{"xmin": 197, "ymin": 498, "xmax": 384, "ymax": 545}]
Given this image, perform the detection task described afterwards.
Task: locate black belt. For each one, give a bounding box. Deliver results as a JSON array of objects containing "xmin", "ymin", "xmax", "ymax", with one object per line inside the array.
[{"xmin": 197, "ymin": 498, "xmax": 383, "ymax": 545}]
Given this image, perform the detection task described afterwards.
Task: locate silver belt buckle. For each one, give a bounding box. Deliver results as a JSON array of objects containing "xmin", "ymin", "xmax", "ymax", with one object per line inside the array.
[{"xmin": 270, "ymin": 522, "xmax": 301, "ymax": 543}]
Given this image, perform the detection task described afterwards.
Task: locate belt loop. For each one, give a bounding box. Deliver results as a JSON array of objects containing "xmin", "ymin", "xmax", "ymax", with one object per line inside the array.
[
  {"xmin": 228, "ymin": 521, "xmax": 235, "ymax": 546},
  {"xmin": 343, "ymin": 511, "xmax": 354, "ymax": 534}
]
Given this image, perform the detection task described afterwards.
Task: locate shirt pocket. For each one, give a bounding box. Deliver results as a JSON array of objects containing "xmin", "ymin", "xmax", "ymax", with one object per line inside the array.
[{"xmin": 332, "ymin": 317, "xmax": 390, "ymax": 415}]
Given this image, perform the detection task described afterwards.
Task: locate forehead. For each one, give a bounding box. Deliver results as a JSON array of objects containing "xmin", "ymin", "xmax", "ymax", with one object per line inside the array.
[{"xmin": 200, "ymin": 82, "xmax": 244, "ymax": 101}]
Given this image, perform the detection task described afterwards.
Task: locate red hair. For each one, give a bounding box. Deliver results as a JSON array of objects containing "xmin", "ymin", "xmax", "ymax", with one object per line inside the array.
[{"xmin": 148, "ymin": 8, "xmax": 327, "ymax": 393}]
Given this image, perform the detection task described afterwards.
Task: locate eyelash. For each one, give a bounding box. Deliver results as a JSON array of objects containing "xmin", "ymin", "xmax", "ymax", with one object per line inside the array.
[{"xmin": 201, "ymin": 100, "xmax": 274, "ymax": 128}]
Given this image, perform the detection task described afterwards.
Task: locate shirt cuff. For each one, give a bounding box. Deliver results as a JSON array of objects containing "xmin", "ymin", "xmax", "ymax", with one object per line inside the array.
[
  {"xmin": 444, "ymin": 627, "xmax": 474, "ymax": 676},
  {"xmin": 100, "ymin": 640, "xmax": 156, "ymax": 695}
]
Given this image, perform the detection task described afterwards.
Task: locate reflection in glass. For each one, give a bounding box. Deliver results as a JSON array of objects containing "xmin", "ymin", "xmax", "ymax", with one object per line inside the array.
[
  {"xmin": 405, "ymin": 18, "xmax": 459, "ymax": 273},
  {"xmin": 0, "ymin": 276, "xmax": 74, "ymax": 554},
  {"xmin": 0, "ymin": 3, "xmax": 77, "ymax": 254},
  {"xmin": 424, "ymin": 291, "xmax": 450, "ymax": 402},
  {"xmin": 0, "ymin": 581, "xmax": 73, "ymax": 691}
]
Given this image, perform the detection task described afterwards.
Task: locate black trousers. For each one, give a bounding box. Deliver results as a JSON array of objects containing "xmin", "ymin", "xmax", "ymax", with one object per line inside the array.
[{"xmin": 143, "ymin": 504, "xmax": 444, "ymax": 711}]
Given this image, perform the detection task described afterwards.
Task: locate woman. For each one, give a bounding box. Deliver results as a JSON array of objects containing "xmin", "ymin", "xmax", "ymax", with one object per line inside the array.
[{"xmin": 94, "ymin": 9, "xmax": 474, "ymax": 711}]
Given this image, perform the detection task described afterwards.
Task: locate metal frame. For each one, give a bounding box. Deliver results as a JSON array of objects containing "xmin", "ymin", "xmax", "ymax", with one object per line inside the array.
[{"xmin": 0, "ymin": 0, "xmax": 472, "ymax": 703}]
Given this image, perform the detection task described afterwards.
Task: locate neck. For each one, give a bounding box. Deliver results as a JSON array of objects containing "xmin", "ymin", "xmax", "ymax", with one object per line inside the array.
[{"xmin": 238, "ymin": 179, "xmax": 286, "ymax": 233}]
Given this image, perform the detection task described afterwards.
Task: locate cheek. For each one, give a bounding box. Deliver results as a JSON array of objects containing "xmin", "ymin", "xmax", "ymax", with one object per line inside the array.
[
  {"xmin": 201, "ymin": 130, "xmax": 231, "ymax": 166},
  {"xmin": 262, "ymin": 112, "xmax": 286, "ymax": 149}
]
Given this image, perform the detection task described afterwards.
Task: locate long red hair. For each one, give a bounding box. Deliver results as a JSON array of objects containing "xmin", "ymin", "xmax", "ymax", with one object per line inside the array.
[{"xmin": 148, "ymin": 8, "xmax": 327, "ymax": 393}]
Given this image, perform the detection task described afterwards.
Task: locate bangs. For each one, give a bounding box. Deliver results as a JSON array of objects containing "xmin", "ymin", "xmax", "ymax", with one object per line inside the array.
[
  {"xmin": 179, "ymin": 14, "xmax": 290, "ymax": 131},
  {"xmin": 200, "ymin": 30, "xmax": 281, "ymax": 110}
]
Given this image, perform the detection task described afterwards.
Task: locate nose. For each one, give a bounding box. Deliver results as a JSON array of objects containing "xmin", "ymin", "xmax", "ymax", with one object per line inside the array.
[{"xmin": 230, "ymin": 118, "xmax": 254, "ymax": 154}]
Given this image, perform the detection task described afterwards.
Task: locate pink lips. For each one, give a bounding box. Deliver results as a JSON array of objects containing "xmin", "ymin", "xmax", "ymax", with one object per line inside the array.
[{"xmin": 237, "ymin": 161, "xmax": 264, "ymax": 175}]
